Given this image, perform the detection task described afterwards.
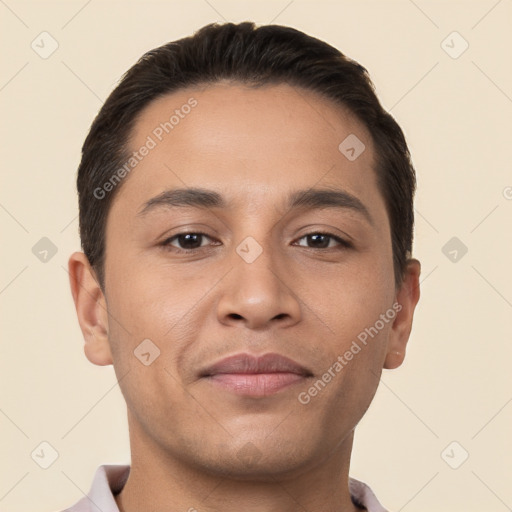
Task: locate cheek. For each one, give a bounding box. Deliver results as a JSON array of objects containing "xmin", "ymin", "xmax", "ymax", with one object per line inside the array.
[
  {"xmin": 306, "ymin": 263, "xmax": 394, "ymax": 408},
  {"xmin": 304, "ymin": 256, "xmax": 395, "ymax": 345},
  {"xmin": 103, "ymin": 253, "xmax": 221, "ymax": 381},
  {"xmin": 105, "ymin": 250, "xmax": 192, "ymax": 334}
]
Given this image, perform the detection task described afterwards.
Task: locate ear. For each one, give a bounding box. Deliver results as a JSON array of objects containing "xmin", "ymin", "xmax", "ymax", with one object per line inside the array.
[
  {"xmin": 68, "ymin": 252, "xmax": 113, "ymax": 366},
  {"xmin": 384, "ymin": 259, "xmax": 421, "ymax": 370}
]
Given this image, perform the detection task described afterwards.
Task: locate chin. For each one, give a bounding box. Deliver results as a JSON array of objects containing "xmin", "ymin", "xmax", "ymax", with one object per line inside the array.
[{"xmin": 185, "ymin": 438, "xmax": 322, "ymax": 482}]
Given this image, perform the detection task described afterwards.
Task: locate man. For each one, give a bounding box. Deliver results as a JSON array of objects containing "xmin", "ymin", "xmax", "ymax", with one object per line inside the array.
[{"xmin": 67, "ymin": 21, "xmax": 421, "ymax": 512}]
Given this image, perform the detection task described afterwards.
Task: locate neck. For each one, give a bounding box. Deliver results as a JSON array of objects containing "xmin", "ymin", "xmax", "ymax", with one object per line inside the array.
[{"xmin": 116, "ymin": 417, "xmax": 361, "ymax": 512}]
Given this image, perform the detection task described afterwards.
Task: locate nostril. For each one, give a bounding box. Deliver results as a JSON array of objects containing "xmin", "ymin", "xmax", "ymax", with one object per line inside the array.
[{"xmin": 229, "ymin": 313, "xmax": 244, "ymax": 320}]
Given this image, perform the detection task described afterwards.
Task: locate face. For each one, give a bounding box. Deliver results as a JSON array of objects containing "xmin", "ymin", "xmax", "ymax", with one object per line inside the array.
[{"xmin": 71, "ymin": 82, "xmax": 420, "ymax": 479}]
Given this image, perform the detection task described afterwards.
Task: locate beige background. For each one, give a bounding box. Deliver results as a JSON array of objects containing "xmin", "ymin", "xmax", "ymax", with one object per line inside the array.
[{"xmin": 1, "ymin": 1, "xmax": 511, "ymax": 511}]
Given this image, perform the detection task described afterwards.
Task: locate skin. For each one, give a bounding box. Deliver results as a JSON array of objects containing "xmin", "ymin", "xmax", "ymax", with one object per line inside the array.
[{"xmin": 69, "ymin": 82, "xmax": 420, "ymax": 512}]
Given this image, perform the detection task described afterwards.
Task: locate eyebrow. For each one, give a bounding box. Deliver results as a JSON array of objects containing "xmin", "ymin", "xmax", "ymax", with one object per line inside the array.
[{"xmin": 137, "ymin": 187, "xmax": 373, "ymax": 225}]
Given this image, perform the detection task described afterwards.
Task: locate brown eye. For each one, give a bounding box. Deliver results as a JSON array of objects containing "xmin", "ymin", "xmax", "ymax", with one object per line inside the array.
[
  {"xmin": 295, "ymin": 232, "xmax": 352, "ymax": 249},
  {"xmin": 162, "ymin": 233, "xmax": 214, "ymax": 252}
]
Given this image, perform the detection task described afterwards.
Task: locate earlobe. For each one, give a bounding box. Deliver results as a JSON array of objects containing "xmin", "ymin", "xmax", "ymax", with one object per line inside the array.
[
  {"xmin": 68, "ymin": 252, "xmax": 113, "ymax": 366},
  {"xmin": 384, "ymin": 259, "xmax": 421, "ymax": 370},
  {"xmin": 384, "ymin": 350, "xmax": 404, "ymax": 370}
]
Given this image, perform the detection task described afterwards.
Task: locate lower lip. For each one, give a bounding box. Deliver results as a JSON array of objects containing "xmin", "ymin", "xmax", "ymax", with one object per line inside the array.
[{"xmin": 205, "ymin": 373, "xmax": 306, "ymax": 397}]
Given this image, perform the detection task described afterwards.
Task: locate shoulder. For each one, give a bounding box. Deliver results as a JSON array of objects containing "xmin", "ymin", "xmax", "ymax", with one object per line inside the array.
[
  {"xmin": 349, "ymin": 477, "xmax": 390, "ymax": 512},
  {"xmin": 58, "ymin": 465, "xmax": 130, "ymax": 512}
]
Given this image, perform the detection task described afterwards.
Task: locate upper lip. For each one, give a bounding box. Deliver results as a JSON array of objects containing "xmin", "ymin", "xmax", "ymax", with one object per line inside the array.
[{"xmin": 200, "ymin": 353, "xmax": 313, "ymax": 377}]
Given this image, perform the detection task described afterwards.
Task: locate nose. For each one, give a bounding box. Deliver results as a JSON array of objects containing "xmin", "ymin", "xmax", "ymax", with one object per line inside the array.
[{"xmin": 216, "ymin": 244, "xmax": 302, "ymax": 330}]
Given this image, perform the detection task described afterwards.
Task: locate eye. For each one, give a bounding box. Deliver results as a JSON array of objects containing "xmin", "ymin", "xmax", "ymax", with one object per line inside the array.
[
  {"xmin": 294, "ymin": 232, "xmax": 352, "ymax": 250},
  {"xmin": 161, "ymin": 232, "xmax": 217, "ymax": 252},
  {"xmin": 159, "ymin": 231, "xmax": 352, "ymax": 254}
]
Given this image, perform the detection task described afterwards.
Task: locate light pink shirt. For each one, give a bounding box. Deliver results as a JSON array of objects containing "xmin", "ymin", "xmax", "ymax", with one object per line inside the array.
[{"xmin": 63, "ymin": 465, "xmax": 389, "ymax": 512}]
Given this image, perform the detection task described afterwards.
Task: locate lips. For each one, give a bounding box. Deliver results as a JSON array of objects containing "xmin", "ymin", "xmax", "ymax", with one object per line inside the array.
[
  {"xmin": 200, "ymin": 353, "xmax": 313, "ymax": 397},
  {"xmin": 201, "ymin": 352, "xmax": 311, "ymax": 377}
]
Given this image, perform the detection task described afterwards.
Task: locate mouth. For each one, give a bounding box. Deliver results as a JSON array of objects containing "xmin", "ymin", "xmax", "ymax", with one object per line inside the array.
[{"xmin": 199, "ymin": 352, "xmax": 313, "ymax": 397}]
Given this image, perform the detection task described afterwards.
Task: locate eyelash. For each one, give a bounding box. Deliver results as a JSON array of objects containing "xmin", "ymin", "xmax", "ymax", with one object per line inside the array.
[{"xmin": 160, "ymin": 231, "xmax": 353, "ymax": 254}]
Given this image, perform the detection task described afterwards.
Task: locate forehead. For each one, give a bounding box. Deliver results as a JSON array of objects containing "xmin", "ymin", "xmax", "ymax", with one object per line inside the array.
[{"xmin": 114, "ymin": 82, "xmax": 383, "ymax": 218}]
